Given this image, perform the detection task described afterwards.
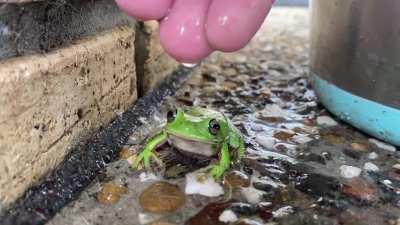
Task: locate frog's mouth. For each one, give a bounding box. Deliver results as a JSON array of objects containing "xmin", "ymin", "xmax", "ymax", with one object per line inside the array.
[{"xmin": 167, "ymin": 134, "xmax": 219, "ymax": 158}]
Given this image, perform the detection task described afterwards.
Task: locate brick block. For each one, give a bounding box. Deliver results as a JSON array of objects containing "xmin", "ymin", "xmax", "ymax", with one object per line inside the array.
[{"xmin": 0, "ymin": 26, "xmax": 137, "ymax": 205}]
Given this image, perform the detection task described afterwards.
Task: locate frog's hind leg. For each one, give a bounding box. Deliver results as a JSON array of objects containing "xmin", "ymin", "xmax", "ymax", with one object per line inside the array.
[
  {"xmin": 133, "ymin": 131, "xmax": 167, "ymax": 169},
  {"xmin": 210, "ymin": 143, "xmax": 231, "ymax": 179}
]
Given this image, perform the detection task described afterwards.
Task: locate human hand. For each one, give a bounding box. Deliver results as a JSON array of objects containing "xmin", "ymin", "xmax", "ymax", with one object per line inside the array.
[{"xmin": 115, "ymin": 0, "xmax": 275, "ymax": 64}]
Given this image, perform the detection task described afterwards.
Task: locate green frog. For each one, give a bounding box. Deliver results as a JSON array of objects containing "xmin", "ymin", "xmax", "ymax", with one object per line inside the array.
[{"xmin": 132, "ymin": 107, "xmax": 245, "ymax": 179}]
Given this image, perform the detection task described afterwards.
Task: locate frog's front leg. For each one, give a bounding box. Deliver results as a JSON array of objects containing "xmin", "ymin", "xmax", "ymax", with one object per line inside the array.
[
  {"xmin": 210, "ymin": 142, "xmax": 231, "ymax": 179},
  {"xmin": 133, "ymin": 131, "xmax": 167, "ymax": 169}
]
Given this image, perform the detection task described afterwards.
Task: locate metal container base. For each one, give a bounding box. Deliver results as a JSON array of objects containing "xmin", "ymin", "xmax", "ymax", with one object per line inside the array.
[{"xmin": 312, "ymin": 74, "xmax": 400, "ymax": 147}]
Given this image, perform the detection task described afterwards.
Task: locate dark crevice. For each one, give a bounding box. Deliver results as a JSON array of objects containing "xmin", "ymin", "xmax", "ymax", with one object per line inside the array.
[{"xmin": 134, "ymin": 22, "xmax": 150, "ymax": 97}]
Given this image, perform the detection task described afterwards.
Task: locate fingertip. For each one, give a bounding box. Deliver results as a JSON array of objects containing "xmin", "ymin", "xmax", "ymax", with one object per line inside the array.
[
  {"xmin": 115, "ymin": 0, "xmax": 173, "ymax": 21},
  {"xmin": 206, "ymin": 0, "xmax": 274, "ymax": 52}
]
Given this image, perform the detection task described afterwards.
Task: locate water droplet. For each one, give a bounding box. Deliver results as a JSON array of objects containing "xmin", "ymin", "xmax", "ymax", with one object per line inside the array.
[{"xmin": 181, "ymin": 63, "xmax": 198, "ymax": 68}]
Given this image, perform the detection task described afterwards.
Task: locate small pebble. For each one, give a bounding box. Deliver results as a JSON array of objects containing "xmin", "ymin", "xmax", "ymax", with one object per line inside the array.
[
  {"xmin": 150, "ymin": 222, "xmax": 176, "ymax": 225},
  {"xmin": 363, "ymin": 162, "xmax": 379, "ymax": 172},
  {"xmin": 351, "ymin": 142, "xmax": 369, "ymax": 151},
  {"xmin": 119, "ymin": 146, "xmax": 135, "ymax": 159},
  {"xmin": 229, "ymin": 203, "xmax": 257, "ymax": 217},
  {"xmin": 234, "ymin": 218, "xmax": 264, "ymax": 225},
  {"xmin": 316, "ymin": 116, "xmax": 338, "ymax": 127},
  {"xmin": 150, "ymin": 221, "xmax": 175, "ymax": 225},
  {"xmin": 292, "ymin": 135, "xmax": 313, "ymax": 144},
  {"xmin": 368, "ymin": 138, "xmax": 396, "ymax": 152},
  {"xmin": 255, "ymin": 133, "xmax": 275, "ymax": 149},
  {"xmin": 368, "ymin": 152, "xmax": 378, "ymax": 160},
  {"xmin": 139, "ymin": 181, "xmax": 185, "ymax": 214},
  {"xmin": 185, "ymin": 171, "xmax": 224, "ymax": 197},
  {"xmin": 342, "ymin": 178, "xmax": 377, "ymax": 202},
  {"xmin": 323, "ymin": 133, "xmax": 345, "ymax": 144},
  {"xmin": 273, "ymin": 131, "xmax": 295, "ymax": 141},
  {"xmin": 383, "ymin": 179, "xmax": 393, "ymax": 186},
  {"xmin": 96, "ymin": 182, "xmax": 128, "ymax": 205},
  {"xmin": 219, "ymin": 210, "xmax": 238, "ymax": 223},
  {"xmin": 257, "ymin": 202, "xmax": 273, "ymax": 210},
  {"xmin": 224, "ymin": 171, "xmax": 251, "ymax": 188},
  {"xmin": 240, "ymin": 187, "xmax": 265, "ymax": 204},
  {"xmin": 340, "ymin": 165, "xmax": 362, "ymax": 178},
  {"xmin": 392, "ymin": 164, "xmax": 400, "ymax": 171},
  {"xmin": 272, "ymin": 206, "xmax": 294, "ymax": 218},
  {"xmin": 185, "ymin": 201, "xmax": 231, "ymax": 225}
]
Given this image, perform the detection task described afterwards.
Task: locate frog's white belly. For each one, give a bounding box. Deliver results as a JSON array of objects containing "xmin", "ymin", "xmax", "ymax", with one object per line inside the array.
[{"xmin": 168, "ymin": 134, "xmax": 218, "ymax": 157}]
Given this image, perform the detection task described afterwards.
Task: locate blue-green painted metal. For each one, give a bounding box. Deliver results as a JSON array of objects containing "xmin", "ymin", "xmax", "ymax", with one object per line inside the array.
[{"xmin": 312, "ymin": 74, "xmax": 400, "ymax": 147}]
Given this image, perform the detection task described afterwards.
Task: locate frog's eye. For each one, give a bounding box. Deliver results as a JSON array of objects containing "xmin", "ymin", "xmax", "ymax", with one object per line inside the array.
[
  {"xmin": 167, "ymin": 109, "xmax": 177, "ymax": 123},
  {"xmin": 208, "ymin": 119, "xmax": 220, "ymax": 135}
]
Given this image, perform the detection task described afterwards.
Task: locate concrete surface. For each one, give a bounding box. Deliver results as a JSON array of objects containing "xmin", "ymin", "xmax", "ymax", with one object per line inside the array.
[
  {"xmin": 4, "ymin": 6, "xmax": 398, "ymax": 225},
  {"xmin": 0, "ymin": 26, "xmax": 137, "ymax": 206},
  {"xmin": 47, "ymin": 7, "xmax": 312, "ymax": 225}
]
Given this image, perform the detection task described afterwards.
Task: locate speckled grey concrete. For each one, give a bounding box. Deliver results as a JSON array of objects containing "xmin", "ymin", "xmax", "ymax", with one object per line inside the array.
[{"xmin": 47, "ymin": 7, "xmax": 400, "ymax": 225}]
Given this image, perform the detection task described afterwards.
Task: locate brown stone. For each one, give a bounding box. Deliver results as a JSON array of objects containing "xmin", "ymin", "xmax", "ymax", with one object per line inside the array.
[
  {"xmin": 342, "ymin": 178, "xmax": 378, "ymax": 202},
  {"xmin": 323, "ymin": 133, "xmax": 345, "ymax": 145},
  {"xmin": 350, "ymin": 142, "xmax": 369, "ymax": 152},
  {"xmin": 150, "ymin": 222, "xmax": 176, "ymax": 225},
  {"xmin": 139, "ymin": 181, "xmax": 185, "ymax": 214},
  {"xmin": 185, "ymin": 201, "xmax": 232, "ymax": 225},
  {"xmin": 224, "ymin": 171, "xmax": 251, "ymax": 188},
  {"xmin": 119, "ymin": 146, "xmax": 135, "ymax": 159},
  {"xmin": 0, "ymin": 26, "xmax": 136, "ymax": 206},
  {"xmin": 273, "ymin": 131, "xmax": 295, "ymax": 141},
  {"xmin": 96, "ymin": 182, "xmax": 128, "ymax": 205}
]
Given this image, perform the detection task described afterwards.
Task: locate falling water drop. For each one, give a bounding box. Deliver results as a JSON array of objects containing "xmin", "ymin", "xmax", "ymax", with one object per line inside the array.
[{"xmin": 181, "ymin": 63, "xmax": 198, "ymax": 68}]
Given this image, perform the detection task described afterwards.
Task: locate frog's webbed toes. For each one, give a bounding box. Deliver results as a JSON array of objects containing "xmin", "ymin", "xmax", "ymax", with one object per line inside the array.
[
  {"xmin": 132, "ymin": 150, "xmax": 163, "ymax": 170},
  {"xmin": 210, "ymin": 165, "xmax": 226, "ymax": 180}
]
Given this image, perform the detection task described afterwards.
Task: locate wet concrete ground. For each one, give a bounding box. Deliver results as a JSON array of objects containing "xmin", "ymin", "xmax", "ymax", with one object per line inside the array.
[{"xmin": 48, "ymin": 7, "xmax": 400, "ymax": 225}]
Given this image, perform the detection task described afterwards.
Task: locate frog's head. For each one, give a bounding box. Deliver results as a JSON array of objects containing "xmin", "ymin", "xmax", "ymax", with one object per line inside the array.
[{"xmin": 165, "ymin": 107, "xmax": 229, "ymax": 144}]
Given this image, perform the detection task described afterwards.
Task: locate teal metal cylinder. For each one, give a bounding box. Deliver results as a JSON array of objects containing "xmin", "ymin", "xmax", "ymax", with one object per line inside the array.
[{"xmin": 310, "ymin": 0, "xmax": 400, "ymax": 147}]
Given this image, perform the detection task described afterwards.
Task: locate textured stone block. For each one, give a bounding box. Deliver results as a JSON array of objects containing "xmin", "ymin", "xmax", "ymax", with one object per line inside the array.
[{"xmin": 0, "ymin": 26, "xmax": 137, "ymax": 205}]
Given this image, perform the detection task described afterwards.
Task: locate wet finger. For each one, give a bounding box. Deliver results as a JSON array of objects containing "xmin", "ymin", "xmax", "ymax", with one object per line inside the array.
[
  {"xmin": 206, "ymin": 0, "xmax": 274, "ymax": 52},
  {"xmin": 115, "ymin": 0, "xmax": 173, "ymax": 21},
  {"xmin": 159, "ymin": 0, "xmax": 214, "ymax": 63}
]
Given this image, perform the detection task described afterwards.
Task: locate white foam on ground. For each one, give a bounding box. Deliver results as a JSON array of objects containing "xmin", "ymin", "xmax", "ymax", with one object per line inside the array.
[
  {"xmin": 368, "ymin": 138, "xmax": 397, "ymax": 152},
  {"xmin": 340, "ymin": 165, "xmax": 361, "ymax": 178},
  {"xmin": 219, "ymin": 210, "xmax": 238, "ymax": 223},
  {"xmin": 185, "ymin": 171, "xmax": 224, "ymax": 197}
]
